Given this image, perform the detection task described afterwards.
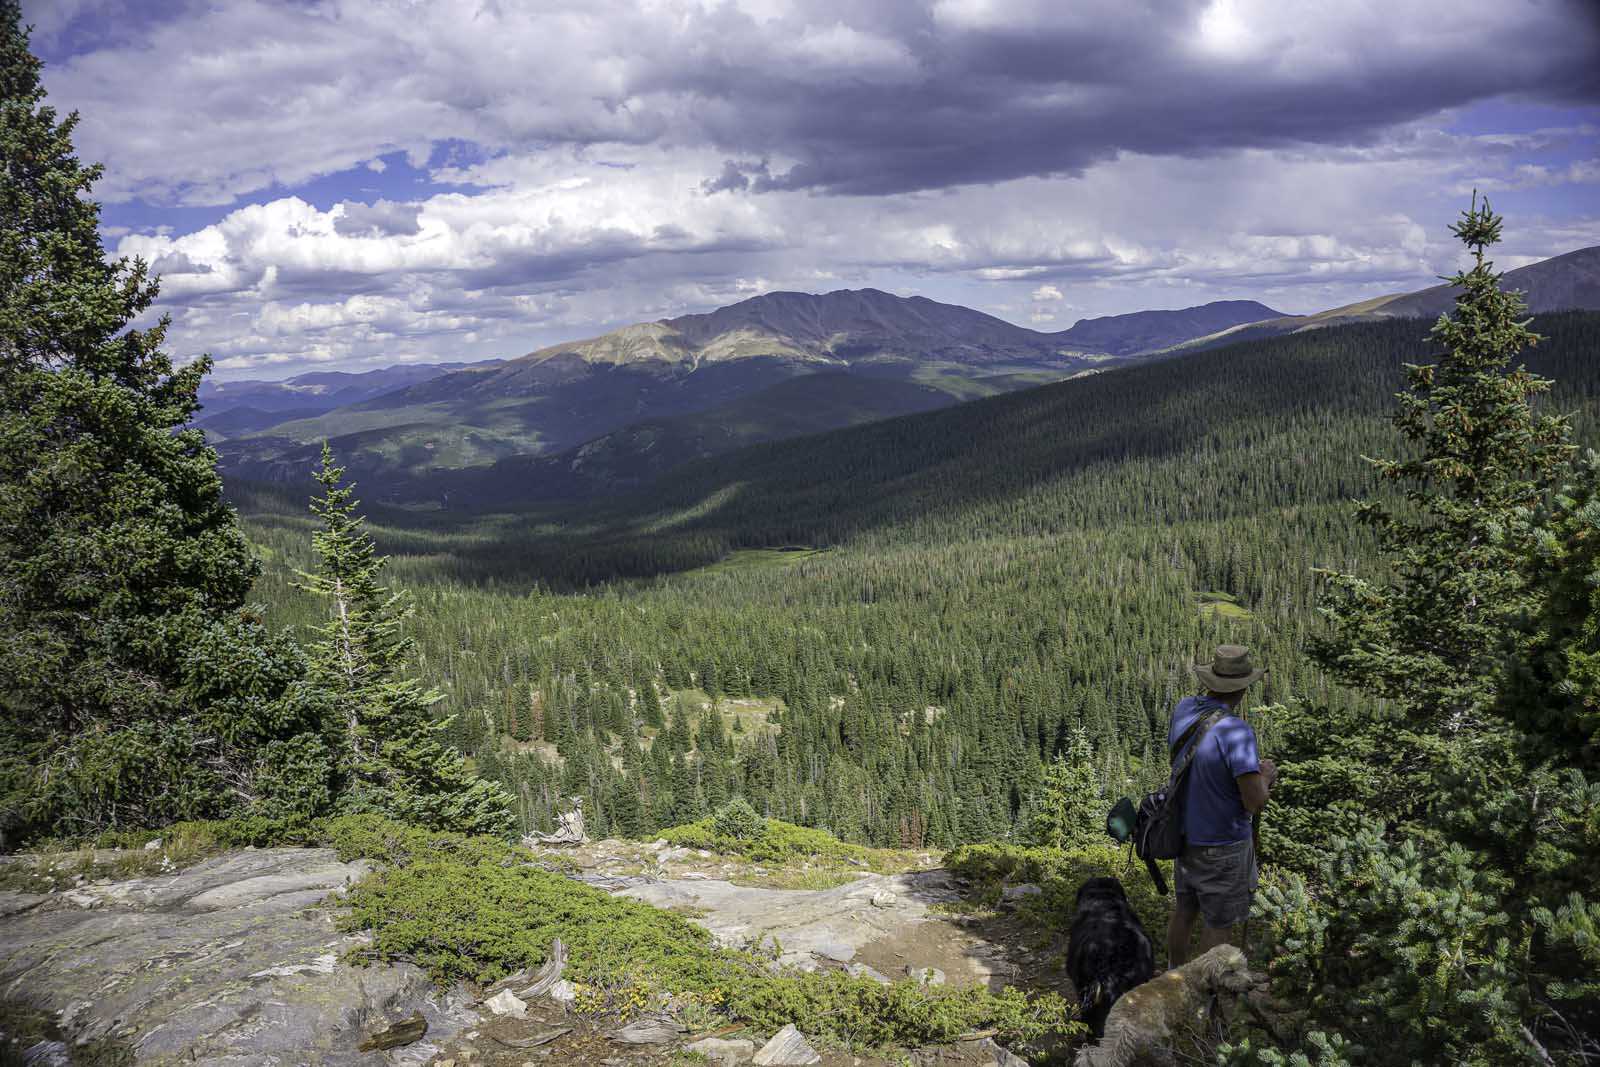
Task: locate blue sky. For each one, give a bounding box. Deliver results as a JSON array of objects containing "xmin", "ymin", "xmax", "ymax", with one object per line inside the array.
[{"xmin": 22, "ymin": 0, "xmax": 1600, "ymax": 379}]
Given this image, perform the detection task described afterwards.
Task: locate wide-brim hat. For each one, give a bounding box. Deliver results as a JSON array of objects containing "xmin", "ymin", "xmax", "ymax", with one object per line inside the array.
[{"xmin": 1193, "ymin": 644, "xmax": 1267, "ymax": 693}]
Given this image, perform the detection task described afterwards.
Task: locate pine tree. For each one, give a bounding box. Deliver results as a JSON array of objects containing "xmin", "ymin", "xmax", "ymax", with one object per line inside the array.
[
  {"xmin": 1296, "ymin": 194, "xmax": 1575, "ymax": 842},
  {"xmin": 1490, "ymin": 457, "xmax": 1600, "ymax": 1050},
  {"xmin": 299, "ymin": 445, "xmax": 514, "ymax": 836},
  {"xmin": 0, "ymin": 2, "xmax": 327, "ymax": 842},
  {"xmin": 1024, "ymin": 728, "xmax": 1104, "ymax": 851},
  {"xmin": 1249, "ymin": 201, "xmax": 1590, "ymax": 1066},
  {"xmin": 1315, "ymin": 193, "xmax": 1573, "ymax": 729}
]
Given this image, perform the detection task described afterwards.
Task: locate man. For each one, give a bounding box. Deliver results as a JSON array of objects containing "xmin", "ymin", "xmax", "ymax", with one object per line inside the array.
[{"xmin": 1165, "ymin": 644, "xmax": 1277, "ymax": 968}]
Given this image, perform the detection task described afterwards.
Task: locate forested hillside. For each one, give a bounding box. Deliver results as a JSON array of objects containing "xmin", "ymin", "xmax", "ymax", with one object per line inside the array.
[{"xmin": 235, "ymin": 311, "xmax": 1600, "ymax": 845}]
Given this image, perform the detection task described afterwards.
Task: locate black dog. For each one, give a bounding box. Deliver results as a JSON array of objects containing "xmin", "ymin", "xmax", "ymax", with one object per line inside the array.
[{"xmin": 1066, "ymin": 876, "xmax": 1155, "ymax": 1038}]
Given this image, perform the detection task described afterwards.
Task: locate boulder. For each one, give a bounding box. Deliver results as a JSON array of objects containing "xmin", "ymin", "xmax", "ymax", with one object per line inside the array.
[
  {"xmin": 1001, "ymin": 884, "xmax": 1041, "ymax": 902},
  {"xmin": 685, "ymin": 1036, "xmax": 757, "ymax": 1065},
  {"xmin": 484, "ymin": 989, "xmax": 528, "ymax": 1017},
  {"xmin": 970, "ymin": 1036, "xmax": 1030, "ymax": 1067},
  {"xmin": 907, "ymin": 965, "xmax": 947, "ymax": 986},
  {"xmin": 752, "ymin": 1024, "xmax": 820, "ymax": 1066}
]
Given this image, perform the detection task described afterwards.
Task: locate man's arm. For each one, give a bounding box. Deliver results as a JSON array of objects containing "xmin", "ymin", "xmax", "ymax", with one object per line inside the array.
[{"xmin": 1236, "ymin": 758, "xmax": 1278, "ymax": 815}]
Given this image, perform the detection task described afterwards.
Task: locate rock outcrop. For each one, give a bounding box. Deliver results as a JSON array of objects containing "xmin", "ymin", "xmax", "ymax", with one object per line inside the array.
[
  {"xmin": 619, "ymin": 869, "xmax": 964, "ymax": 972},
  {"xmin": 0, "ymin": 848, "xmax": 472, "ymax": 1065}
]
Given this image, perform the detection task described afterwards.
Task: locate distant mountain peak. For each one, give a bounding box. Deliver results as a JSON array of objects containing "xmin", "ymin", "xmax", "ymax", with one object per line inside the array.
[
  {"xmin": 1053, "ymin": 300, "xmax": 1286, "ymax": 357},
  {"xmin": 1063, "ymin": 299, "xmax": 1282, "ymax": 332},
  {"xmin": 521, "ymin": 288, "xmax": 1289, "ymax": 371}
]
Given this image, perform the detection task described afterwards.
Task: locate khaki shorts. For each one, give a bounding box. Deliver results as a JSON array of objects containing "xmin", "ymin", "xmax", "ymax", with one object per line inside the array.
[{"xmin": 1174, "ymin": 837, "xmax": 1257, "ymax": 928}]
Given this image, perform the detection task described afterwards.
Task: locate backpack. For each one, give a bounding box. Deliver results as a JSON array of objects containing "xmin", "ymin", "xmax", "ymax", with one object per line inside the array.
[{"xmin": 1127, "ymin": 706, "xmax": 1225, "ymax": 894}]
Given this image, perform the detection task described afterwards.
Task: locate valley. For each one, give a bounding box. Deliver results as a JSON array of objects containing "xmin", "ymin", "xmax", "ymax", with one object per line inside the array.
[{"xmin": 235, "ymin": 311, "xmax": 1600, "ymax": 841}]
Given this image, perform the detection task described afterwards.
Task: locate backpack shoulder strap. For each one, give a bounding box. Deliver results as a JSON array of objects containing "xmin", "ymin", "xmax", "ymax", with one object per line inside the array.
[
  {"xmin": 1168, "ymin": 707, "xmax": 1226, "ymax": 788},
  {"xmin": 1168, "ymin": 706, "xmax": 1213, "ymax": 759}
]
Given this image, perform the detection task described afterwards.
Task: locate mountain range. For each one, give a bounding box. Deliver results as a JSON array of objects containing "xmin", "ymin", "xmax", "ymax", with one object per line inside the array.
[
  {"xmin": 195, "ymin": 361, "xmax": 502, "ymax": 439},
  {"xmin": 212, "ymin": 245, "xmax": 1600, "ymax": 504}
]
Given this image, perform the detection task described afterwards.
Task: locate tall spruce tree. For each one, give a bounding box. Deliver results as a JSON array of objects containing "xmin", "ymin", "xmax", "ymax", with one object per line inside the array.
[
  {"xmin": 1235, "ymin": 202, "xmax": 1591, "ymax": 1067},
  {"xmin": 1302, "ymin": 193, "xmax": 1574, "ymax": 834},
  {"xmin": 299, "ymin": 445, "xmax": 514, "ymax": 836},
  {"xmin": 0, "ymin": 2, "xmax": 328, "ymax": 842}
]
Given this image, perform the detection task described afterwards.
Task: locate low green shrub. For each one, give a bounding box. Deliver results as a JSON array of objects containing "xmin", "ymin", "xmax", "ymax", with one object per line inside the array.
[
  {"xmin": 728, "ymin": 970, "xmax": 1076, "ymax": 1048},
  {"xmin": 660, "ymin": 816, "xmax": 871, "ymax": 865},
  {"xmin": 341, "ymin": 856, "xmax": 728, "ymax": 989},
  {"xmin": 710, "ymin": 798, "xmax": 766, "ymax": 842},
  {"xmin": 329, "ymin": 816, "xmax": 1075, "ymax": 1050}
]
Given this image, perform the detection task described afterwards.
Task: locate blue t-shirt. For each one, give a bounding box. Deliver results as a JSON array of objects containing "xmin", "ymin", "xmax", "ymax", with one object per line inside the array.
[{"xmin": 1167, "ymin": 695, "xmax": 1260, "ymax": 846}]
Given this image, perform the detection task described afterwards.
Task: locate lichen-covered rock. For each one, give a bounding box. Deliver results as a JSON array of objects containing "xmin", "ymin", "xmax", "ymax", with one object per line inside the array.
[
  {"xmin": 915, "ymin": 1037, "xmax": 1030, "ymax": 1067},
  {"xmin": 0, "ymin": 848, "xmax": 474, "ymax": 1065},
  {"xmin": 846, "ymin": 962, "xmax": 892, "ymax": 985},
  {"xmin": 619, "ymin": 869, "xmax": 961, "ymax": 971},
  {"xmin": 21, "ymin": 1041, "xmax": 70, "ymax": 1067}
]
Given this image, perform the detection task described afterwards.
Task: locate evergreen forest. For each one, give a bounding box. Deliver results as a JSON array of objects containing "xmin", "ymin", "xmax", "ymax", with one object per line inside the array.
[{"xmin": 235, "ymin": 312, "xmax": 1600, "ymax": 849}]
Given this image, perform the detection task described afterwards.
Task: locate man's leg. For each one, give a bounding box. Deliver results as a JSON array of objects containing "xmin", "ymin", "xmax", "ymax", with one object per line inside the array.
[
  {"xmin": 1194, "ymin": 921, "xmax": 1240, "ymax": 957},
  {"xmin": 1166, "ymin": 898, "xmax": 1199, "ymax": 969},
  {"xmin": 1182, "ymin": 839, "xmax": 1253, "ymax": 964}
]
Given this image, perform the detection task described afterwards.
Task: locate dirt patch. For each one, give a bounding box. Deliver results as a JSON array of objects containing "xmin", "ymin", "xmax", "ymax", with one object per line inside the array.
[{"xmin": 853, "ymin": 918, "xmax": 1026, "ymax": 993}]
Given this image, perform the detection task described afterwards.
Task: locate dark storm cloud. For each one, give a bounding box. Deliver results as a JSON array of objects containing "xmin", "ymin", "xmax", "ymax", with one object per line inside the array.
[
  {"xmin": 31, "ymin": 0, "xmax": 1600, "ymax": 208},
  {"xmin": 669, "ymin": 0, "xmax": 1600, "ymax": 196}
]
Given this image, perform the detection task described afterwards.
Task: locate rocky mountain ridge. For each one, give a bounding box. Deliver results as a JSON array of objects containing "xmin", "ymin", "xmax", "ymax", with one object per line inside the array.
[{"xmin": 1166, "ymin": 244, "xmax": 1600, "ymax": 352}]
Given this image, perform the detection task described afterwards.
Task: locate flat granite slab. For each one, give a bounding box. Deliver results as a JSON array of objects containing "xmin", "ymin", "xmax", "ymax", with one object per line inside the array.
[{"xmin": 0, "ymin": 848, "xmax": 474, "ymax": 1066}]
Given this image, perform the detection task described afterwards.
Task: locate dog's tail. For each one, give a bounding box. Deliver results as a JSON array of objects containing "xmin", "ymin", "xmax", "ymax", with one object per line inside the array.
[{"xmin": 1079, "ymin": 980, "xmax": 1111, "ymax": 1039}]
